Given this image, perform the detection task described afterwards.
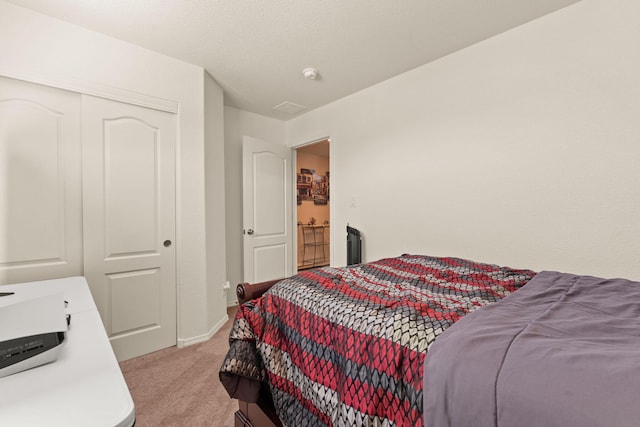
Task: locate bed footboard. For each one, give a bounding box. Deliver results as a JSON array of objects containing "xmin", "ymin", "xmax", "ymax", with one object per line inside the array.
[
  {"xmin": 233, "ymin": 279, "xmax": 285, "ymax": 426},
  {"xmin": 236, "ymin": 279, "xmax": 282, "ymax": 304},
  {"xmin": 235, "ymin": 400, "xmax": 282, "ymax": 427},
  {"xmin": 235, "ymin": 382, "xmax": 282, "ymax": 427}
]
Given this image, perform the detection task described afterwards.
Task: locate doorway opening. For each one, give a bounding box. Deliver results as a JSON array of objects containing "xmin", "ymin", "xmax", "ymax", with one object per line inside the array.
[{"xmin": 295, "ymin": 139, "xmax": 330, "ymax": 271}]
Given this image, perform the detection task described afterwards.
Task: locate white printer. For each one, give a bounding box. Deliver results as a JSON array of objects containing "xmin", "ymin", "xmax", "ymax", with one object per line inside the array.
[{"xmin": 0, "ymin": 291, "xmax": 68, "ymax": 378}]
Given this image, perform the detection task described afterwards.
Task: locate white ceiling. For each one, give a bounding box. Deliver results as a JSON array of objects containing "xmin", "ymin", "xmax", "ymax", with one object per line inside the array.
[{"xmin": 7, "ymin": 0, "xmax": 580, "ymax": 120}]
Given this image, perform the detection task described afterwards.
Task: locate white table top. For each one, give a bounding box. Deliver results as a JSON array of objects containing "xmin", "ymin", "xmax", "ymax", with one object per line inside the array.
[
  {"xmin": 0, "ymin": 276, "xmax": 96, "ymax": 314},
  {"xmin": 0, "ymin": 277, "xmax": 135, "ymax": 427}
]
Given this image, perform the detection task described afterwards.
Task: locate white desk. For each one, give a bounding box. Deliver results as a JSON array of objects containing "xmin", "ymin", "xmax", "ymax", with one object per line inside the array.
[{"xmin": 0, "ymin": 277, "xmax": 135, "ymax": 427}]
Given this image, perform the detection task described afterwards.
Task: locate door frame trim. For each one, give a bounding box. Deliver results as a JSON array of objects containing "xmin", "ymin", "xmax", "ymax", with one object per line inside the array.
[{"xmin": 0, "ymin": 65, "xmax": 179, "ymax": 113}]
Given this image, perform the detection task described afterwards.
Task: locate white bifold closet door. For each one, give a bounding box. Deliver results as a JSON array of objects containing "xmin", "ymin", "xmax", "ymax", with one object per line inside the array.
[
  {"xmin": 82, "ymin": 95, "xmax": 177, "ymax": 361},
  {"xmin": 1, "ymin": 77, "xmax": 177, "ymax": 361},
  {"xmin": 0, "ymin": 76, "xmax": 83, "ymax": 284}
]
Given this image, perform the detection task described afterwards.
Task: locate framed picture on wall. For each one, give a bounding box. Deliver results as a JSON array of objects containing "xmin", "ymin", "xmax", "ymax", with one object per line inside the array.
[{"xmin": 297, "ymin": 168, "xmax": 329, "ymax": 203}]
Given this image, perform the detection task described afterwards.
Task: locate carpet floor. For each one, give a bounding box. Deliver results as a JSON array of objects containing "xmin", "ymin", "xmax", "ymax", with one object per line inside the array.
[{"xmin": 119, "ymin": 306, "xmax": 238, "ymax": 427}]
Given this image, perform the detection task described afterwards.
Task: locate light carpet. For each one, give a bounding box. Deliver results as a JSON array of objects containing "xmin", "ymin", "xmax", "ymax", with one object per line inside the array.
[{"xmin": 119, "ymin": 306, "xmax": 238, "ymax": 427}]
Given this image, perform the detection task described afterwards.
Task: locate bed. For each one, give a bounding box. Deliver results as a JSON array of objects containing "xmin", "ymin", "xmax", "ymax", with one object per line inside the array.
[
  {"xmin": 219, "ymin": 254, "xmax": 640, "ymax": 426},
  {"xmin": 219, "ymin": 254, "xmax": 535, "ymax": 426}
]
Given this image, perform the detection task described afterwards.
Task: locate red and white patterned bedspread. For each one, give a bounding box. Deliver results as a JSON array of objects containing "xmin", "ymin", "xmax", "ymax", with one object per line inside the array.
[{"xmin": 220, "ymin": 254, "xmax": 535, "ymax": 427}]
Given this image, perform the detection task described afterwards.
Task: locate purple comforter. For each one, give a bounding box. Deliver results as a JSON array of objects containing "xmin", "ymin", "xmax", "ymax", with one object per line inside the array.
[{"xmin": 423, "ymin": 271, "xmax": 640, "ymax": 427}]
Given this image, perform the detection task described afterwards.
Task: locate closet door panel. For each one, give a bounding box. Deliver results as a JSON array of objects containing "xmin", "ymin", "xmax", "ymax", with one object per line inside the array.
[
  {"xmin": 0, "ymin": 76, "xmax": 82, "ymax": 285},
  {"xmin": 104, "ymin": 118, "xmax": 158, "ymax": 257},
  {"xmin": 82, "ymin": 95, "xmax": 176, "ymax": 361}
]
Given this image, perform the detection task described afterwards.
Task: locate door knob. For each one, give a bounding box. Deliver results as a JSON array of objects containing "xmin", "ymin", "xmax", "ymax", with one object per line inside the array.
[
  {"xmin": 247, "ymin": 229, "xmax": 254, "ymax": 235},
  {"xmin": 163, "ymin": 240, "xmax": 172, "ymax": 247}
]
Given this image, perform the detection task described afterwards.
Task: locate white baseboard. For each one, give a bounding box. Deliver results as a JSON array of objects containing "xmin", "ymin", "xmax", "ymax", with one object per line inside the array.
[{"xmin": 177, "ymin": 313, "xmax": 229, "ymax": 348}]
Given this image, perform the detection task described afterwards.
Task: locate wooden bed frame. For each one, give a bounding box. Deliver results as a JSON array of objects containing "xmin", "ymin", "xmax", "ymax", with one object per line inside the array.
[{"xmin": 233, "ymin": 279, "xmax": 283, "ymax": 427}]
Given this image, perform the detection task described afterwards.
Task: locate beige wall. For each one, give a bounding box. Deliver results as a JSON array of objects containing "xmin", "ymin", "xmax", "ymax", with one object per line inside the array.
[
  {"xmin": 286, "ymin": 0, "xmax": 640, "ymax": 280},
  {"xmin": 204, "ymin": 71, "xmax": 228, "ymax": 334}
]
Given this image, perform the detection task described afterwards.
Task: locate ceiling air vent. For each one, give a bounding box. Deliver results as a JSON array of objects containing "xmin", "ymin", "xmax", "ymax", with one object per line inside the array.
[{"xmin": 273, "ymin": 101, "xmax": 306, "ymax": 115}]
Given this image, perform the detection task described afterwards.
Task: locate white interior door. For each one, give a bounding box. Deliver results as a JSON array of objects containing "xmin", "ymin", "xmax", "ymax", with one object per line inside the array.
[
  {"xmin": 243, "ymin": 136, "xmax": 293, "ymax": 283},
  {"xmin": 82, "ymin": 95, "xmax": 176, "ymax": 361},
  {"xmin": 0, "ymin": 76, "xmax": 82, "ymax": 285}
]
